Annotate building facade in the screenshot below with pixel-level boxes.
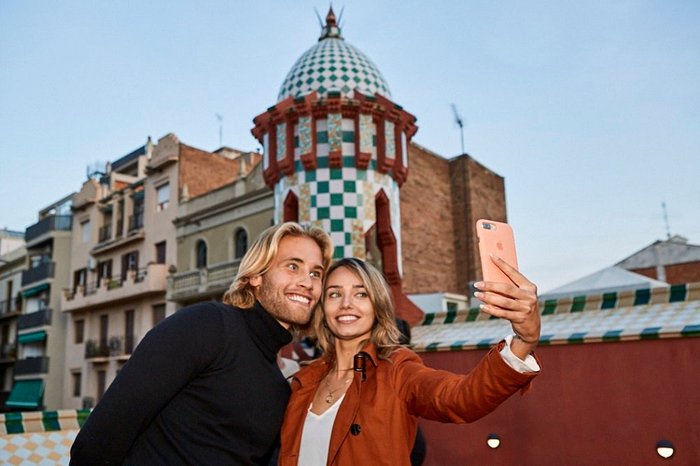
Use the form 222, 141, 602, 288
7, 196, 74, 411
0, 238, 25, 409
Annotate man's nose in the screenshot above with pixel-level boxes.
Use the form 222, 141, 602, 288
298, 270, 313, 288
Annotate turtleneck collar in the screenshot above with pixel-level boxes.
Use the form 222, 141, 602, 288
243, 301, 292, 363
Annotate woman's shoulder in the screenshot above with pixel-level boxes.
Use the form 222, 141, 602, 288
387, 346, 423, 364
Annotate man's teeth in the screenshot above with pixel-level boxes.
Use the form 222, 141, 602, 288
288, 294, 310, 304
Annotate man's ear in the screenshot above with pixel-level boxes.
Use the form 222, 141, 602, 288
249, 275, 262, 288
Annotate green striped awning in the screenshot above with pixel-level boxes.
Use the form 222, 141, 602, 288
18, 330, 47, 344
5, 379, 44, 409
22, 283, 49, 298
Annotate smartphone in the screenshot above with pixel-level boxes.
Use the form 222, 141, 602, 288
476, 219, 519, 285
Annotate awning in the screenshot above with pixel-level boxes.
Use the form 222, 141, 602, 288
22, 283, 49, 298
5, 379, 45, 409
18, 330, 47, 344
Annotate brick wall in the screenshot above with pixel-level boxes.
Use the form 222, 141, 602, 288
400, 144, 459, 295
178, 145, 240, 200
400, 144, 506, 296
631, 261, 700, 285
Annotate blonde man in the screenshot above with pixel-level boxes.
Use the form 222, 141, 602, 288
71, 222, 333, 465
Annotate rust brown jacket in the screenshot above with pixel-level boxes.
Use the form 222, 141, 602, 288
279, 340, 539, 466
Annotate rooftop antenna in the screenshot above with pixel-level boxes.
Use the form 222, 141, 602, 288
337, 6, 344, 27
451, 103, 465, 155
314, 8, 324, 28
661, 201, 672, 239
215, 113, 223, 147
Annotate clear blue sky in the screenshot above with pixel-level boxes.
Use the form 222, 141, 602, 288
1, 1, 699, 292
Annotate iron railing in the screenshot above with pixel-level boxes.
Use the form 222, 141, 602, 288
25, 215, 72, 242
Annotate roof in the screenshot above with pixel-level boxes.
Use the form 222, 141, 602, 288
542, 266, 668, 299
411, 283, 700, 352
111, 144, 146, 172
616, 235, 700, 268
277, 8, 391, 101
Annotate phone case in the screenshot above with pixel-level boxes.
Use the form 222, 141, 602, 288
476, 219, 518, 285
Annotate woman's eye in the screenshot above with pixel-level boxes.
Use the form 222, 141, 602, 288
327, 291, 340, 298
356, 292, 368, 298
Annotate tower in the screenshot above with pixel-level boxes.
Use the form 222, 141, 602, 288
251, 9, 422, 322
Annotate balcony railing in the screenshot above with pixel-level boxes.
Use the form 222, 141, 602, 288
128, 212, 144, 232
14, 356, 50, 375
0, 299, 21, 317
98, 223, 112, 243
17, 308, 52, 330
168, 259, 241, 301
62, 264, 168, 312
85, 335, 135, 359
25, 215, 72, 243
21, 261, 55, 286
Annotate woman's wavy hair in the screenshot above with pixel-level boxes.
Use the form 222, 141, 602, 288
222, 222, 333, 308
314, 258, 403, 361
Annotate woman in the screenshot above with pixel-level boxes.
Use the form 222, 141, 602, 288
279, 257, 541, 465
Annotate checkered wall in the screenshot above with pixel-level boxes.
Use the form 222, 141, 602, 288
274, 116, 403, 262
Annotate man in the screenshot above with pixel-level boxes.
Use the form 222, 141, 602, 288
70, 222, 333, 465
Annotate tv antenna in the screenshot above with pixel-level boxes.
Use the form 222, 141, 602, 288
215, 113, 223, 147
451, 104, 465, 155
661, 201, 672, 239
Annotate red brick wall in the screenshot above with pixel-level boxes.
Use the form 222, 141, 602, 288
178, 145, 239, 199
664, 261, 700, 284
400, 144, 507, 296
629, 266, 658, 280
400, 144, 459, 294
450, 156, 506, 294
418, 338, 700, 465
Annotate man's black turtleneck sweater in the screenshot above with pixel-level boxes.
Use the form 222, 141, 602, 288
70, 301, 292, 465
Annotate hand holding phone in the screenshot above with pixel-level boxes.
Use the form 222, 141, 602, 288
476, 219, 518, 285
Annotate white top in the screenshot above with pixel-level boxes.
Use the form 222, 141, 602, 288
298, 394, 345, 466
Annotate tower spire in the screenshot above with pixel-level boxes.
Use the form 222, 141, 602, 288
319, 6, 343, 41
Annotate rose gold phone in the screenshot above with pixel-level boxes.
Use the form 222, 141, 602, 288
476, 219, 519, 285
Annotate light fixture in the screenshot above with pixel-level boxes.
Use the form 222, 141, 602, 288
487, 433, 500, 449
656, 440, 674, 459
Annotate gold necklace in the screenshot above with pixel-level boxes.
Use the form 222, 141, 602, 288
324, 373, 352, 404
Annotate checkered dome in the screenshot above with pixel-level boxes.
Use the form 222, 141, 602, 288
278, 37, 391, 101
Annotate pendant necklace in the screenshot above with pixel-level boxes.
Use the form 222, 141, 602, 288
324, 373, 352, 404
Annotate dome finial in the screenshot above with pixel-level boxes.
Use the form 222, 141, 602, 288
319, 5, 343, 41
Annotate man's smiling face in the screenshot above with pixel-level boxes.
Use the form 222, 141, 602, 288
250, 235, 324, 328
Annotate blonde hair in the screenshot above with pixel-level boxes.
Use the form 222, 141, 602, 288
222, 222, 333, 308
314, 258, 403, 360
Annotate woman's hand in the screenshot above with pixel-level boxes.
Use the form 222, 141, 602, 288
474, 255, 540, 360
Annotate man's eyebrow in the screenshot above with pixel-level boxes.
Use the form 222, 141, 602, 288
284, 257, 324, 270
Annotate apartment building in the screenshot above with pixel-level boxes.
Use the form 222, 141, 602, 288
0, 231, 26, 410
60, 133, 257, 409
8, 196, 74, 411
168, 151, 270, 306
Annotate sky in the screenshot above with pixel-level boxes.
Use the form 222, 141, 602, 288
1, 1, 699, 293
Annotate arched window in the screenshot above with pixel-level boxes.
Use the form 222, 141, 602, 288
235, 229, 248, 259
196, 240, 207, 269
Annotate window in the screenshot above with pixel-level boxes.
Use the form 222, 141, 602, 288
155, 241, 166, 264
156, 183, 170, 211
72, 372, 82, 398
97, 370, 106, 401
74, 319, 84, 344
81, 220, 91, 243
121, 251, 139, 281
99, 314, 109, 348
152, 304, 166, 326
125, 310, 135, 354
196, 240, 207, 269
234, 229, 248, 259
97, 260, 112, 286
73, 268, 87, 294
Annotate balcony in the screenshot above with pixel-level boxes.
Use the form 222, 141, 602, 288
98, 223, 112, 243
21, 262, 55, 286
62, 263, 168, 312
168, 259, 241, 302
85, 335, 135, 360
128, 212, 144, 233
14, 356, 50, 375
17, 308, 52, 330
0, 299, 21, 319
25, 215, 72, 244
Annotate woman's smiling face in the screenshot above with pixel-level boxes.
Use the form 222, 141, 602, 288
323, 266, 376, 343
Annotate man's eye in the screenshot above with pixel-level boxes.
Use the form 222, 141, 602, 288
287, 263, 298, 271
310, 271, 322, 279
